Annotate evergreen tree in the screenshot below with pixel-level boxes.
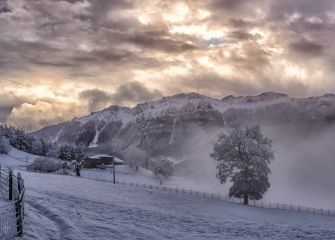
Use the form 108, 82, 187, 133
0, 136, 11, 154
58, 145, 84, 161
211, 125, 274, 205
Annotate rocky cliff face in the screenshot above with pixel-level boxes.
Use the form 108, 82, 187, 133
33, 92, 335, 160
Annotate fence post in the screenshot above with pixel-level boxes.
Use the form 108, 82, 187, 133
8, 168, 13, 200
16, 172, 24, 236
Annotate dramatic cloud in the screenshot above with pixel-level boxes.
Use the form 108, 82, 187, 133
111, 81, 163, 105
79, 89, 113, 112
79, 82, 162, 113
7, 101, 85, 131
1, 0, 335, 130
289, 40, 324, 57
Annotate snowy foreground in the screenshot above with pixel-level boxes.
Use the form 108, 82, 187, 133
17, 171, 335, 240
0, 150, 334, 239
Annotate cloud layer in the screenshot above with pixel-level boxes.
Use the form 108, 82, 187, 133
1, 0, 335, 130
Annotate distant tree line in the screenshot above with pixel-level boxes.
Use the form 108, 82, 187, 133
0, 124, 49, 156
58, 145, 85, 162
0, 124, 85, 162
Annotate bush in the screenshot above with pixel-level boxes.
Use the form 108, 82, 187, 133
0, 136, 11, 154
29, 157, 62, 172
153, 159, 174, 178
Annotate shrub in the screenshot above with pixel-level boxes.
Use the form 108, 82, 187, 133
30, 157, 62, 172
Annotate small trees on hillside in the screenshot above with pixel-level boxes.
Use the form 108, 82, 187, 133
10, 129, 33, 153
58, 145, 84, 161
153, 159, 174, 185
0, 124, 51, 156
211, 125, 274, 205
0, 136, 11, 154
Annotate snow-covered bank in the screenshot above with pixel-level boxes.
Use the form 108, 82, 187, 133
20, 171, 335, 240
0, 148, 37, 167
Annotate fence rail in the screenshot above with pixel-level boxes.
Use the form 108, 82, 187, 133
109, 180, 335, 217
0, 166, 25, 238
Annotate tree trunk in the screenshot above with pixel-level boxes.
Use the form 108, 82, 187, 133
243, 194, 248, 205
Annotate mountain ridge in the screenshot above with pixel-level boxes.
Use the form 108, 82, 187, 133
33, 91, 335, 149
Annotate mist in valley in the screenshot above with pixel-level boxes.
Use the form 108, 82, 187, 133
174, 124, 335, 209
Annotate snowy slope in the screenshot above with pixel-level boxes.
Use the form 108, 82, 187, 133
19, 171, 335, 240
0, 149, 332, 239
0, 148, 37, 167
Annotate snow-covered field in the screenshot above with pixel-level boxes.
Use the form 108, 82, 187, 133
0, 150, 334, 239
19, 171, 335, 240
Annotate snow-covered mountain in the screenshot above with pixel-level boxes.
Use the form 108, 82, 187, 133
34, 91, 335, 157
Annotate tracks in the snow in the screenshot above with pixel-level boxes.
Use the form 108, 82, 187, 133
26, 199, 77, 240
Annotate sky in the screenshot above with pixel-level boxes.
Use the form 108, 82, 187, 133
1, 0, 335, 131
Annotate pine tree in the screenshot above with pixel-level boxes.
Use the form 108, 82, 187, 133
211, 125, 274, 205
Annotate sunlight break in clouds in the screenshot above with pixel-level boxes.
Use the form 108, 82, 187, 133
0, 0, 335, 130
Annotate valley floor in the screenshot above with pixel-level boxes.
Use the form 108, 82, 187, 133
19, 171, 335, 240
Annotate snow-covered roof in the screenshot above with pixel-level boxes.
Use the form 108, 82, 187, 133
88, 154, 124, 163
89, 154, 113, 159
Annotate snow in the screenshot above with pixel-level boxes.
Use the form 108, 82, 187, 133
88, 154, 124, 163
77, 107, 134, 127
0, 148, 37, 167
88, 123, 107, 148
19, 170, 335, 240
72, 93, 291, 130
51, 125, 65, 144
168, 117, 177, 145
0, 149, 334, 239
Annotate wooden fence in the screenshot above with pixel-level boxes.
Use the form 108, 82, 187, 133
0, 166, 25, 238
110, 180, 335, 217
